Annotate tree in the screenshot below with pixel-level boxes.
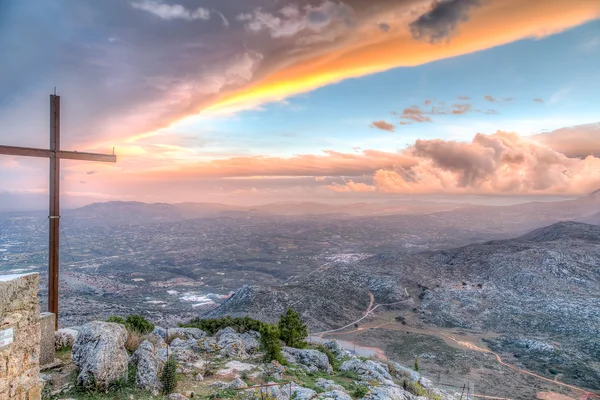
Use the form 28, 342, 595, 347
414, 357, 419, 372
278, 308, 308, 349
259, 324, 285, 363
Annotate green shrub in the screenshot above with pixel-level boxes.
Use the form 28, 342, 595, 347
414, 357, 419, 372
106, 315, 126, 325
160, 355, 178, 395
125, 314, 155, 335
278, 308, 308, 349
259, 324, 285, 364
351, 384, 369, 398
183, 316, 266, 335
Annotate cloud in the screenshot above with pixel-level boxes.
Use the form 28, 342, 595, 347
86, 171, 98, 175
457, 96, 471, 100
2, 0, 599, 156
484, 95, 495, 102
371, 120, 395, 132
393, 101, 478, 122
378, 22, 391, 32
328, 131, 600, 195
410, 0, 482, 43
131, 0, 211, 21
533, 98, 544, 103
237, 1, 354, 38
531, 123, 600, 158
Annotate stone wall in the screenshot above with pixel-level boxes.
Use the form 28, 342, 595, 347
0, 273, 42, 400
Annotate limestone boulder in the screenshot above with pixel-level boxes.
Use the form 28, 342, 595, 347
55, 328, 78, 350
283, 347, 332, 373
72, 321, 128, 389
216, 327, 246, 358
363, 386, 414, 400
320, 390, 352, 400
339, 359, 394, 386
129, 340, 165, 391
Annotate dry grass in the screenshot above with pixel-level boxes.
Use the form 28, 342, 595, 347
125, 330, 143, 353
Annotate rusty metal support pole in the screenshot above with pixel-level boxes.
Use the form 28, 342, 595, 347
49, 94, 60, 330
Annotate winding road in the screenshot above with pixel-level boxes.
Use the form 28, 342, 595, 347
313, 292, 599, 400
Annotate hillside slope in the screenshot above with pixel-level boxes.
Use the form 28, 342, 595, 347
206, 221, 600, 389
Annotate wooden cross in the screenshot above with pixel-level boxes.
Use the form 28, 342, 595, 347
0, 94, 117, 329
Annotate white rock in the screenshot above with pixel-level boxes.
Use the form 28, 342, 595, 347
283, 347, 332, 373
55, 328, 79, 350
72, 321, 128, 389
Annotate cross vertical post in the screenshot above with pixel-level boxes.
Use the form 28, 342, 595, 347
49, 95, 60, 329
0, 93, 117, 330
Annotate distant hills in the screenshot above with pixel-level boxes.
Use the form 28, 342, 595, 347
206, 221, 600, 389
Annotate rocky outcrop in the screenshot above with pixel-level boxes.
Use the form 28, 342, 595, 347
322, 339, 345, 358
72, 321, 128, 389
168, 327, 206, 340
282, 347, 332, 373
216, 327, 247, 358
320, 389, 352, 399
55, 328, 79, 351
264, 360, 286, 380
340, 358, 394, 386
363, 386, 414, 400
129, 340, 165, 391
169, 338, 204, 370
315, 378, 345, 392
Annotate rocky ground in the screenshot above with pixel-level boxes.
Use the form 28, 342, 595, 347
206, 222, 600, 392
42, 321, 465, 400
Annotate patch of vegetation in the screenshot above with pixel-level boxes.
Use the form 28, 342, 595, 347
278, 307, 308, 349
125, 314, 155, 335
209, 388, 238, 398
160, 355, 178, 395
260, 324, 286, 364
351, 384, 369, 398
183, 316, 267, 335
106, 315, 126, 325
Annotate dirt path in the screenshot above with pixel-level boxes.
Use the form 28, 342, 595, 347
326, 317, 598, 398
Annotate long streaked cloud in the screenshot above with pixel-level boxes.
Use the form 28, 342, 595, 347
2, 0, 598, 152
132, 0, 211, 21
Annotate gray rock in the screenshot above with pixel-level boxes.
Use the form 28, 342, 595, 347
290, 383, 318, 399
153, 326, 167, 340
168, 394, 187, 400
283, 347, 332, 373
389, 362, 421, 382
320, 390, 352, 400
228, 378, 248, 389
240, 331, 261, 353
216, 327, 246, 358
55, 328, 78, 350
315, 378, 345, 392
195, 373, 204, 381
264, 360, 286, 380
130, 340, 164, 391
340, 359, 394, 386
322, 339, 344, 357
168, 327, 206, 340
72, 321, 129, 389
169, 337, 204, 368
363, 386, 413, 400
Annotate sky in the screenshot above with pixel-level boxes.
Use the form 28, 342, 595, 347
1, 0, 599, 208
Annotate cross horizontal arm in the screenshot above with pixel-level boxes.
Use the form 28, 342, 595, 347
0, 145, 116, 162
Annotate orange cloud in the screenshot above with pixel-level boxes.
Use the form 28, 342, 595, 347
531, 123, 600, 158
371, 120, 395, 132
205, 0, 600, 115
325, 131, 600, 195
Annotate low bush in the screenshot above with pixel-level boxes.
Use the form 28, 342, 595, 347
125, 315, 155, 335
183, 315, 266, 335
106, 315, 126, 325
